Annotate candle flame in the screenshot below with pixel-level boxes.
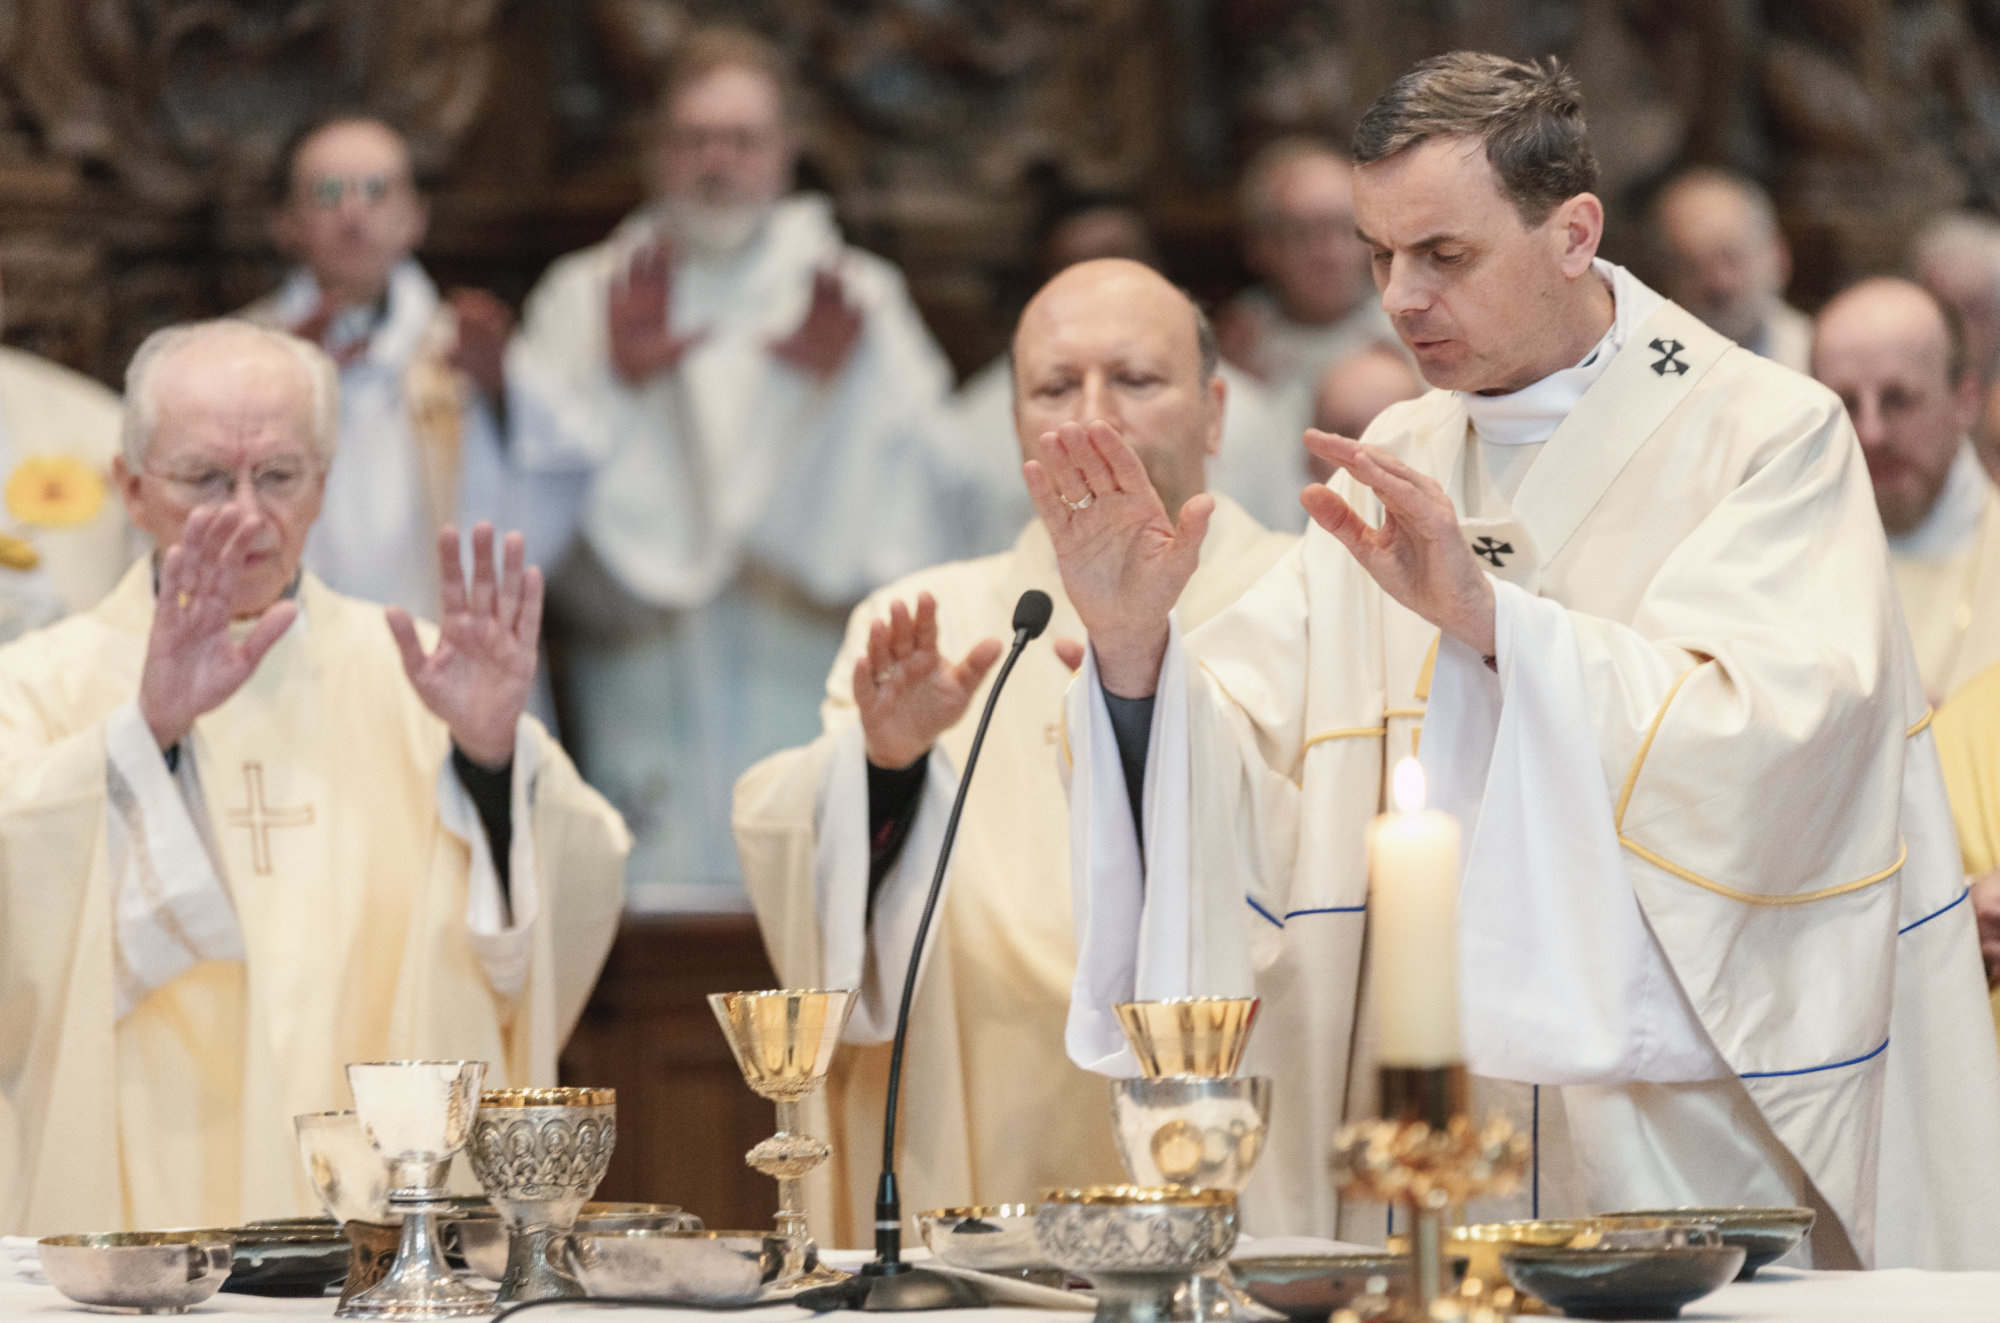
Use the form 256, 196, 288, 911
1392, 758, 1426, 813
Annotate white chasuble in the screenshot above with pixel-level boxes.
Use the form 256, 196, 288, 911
1061, 275, 2000, 1267
733, 498, 1293, 1248
513, 195, 964, 890
0, 563, 629, 1235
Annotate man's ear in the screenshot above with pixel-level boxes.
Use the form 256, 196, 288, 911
111, 455, 151, 536
1555, 192, 1604, 279
1204, 371, 1226, 458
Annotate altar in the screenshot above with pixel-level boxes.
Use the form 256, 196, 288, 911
3, 1251, 1997, 1323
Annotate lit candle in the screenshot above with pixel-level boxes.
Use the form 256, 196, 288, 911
1368, 758, 1463, 1066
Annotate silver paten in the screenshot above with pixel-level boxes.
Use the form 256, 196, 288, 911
39, 1233, 234, 1315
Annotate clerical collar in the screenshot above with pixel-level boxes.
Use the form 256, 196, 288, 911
1888, 441, 1989, 560
1460, 260, 1666, 447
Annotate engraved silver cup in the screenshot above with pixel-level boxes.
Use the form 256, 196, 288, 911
342, 1060, 491, 1319
466, 1088, 617, 1304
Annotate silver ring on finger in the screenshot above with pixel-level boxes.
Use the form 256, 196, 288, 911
1061, 491, 1096, 512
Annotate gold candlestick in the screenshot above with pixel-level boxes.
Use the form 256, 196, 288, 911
708, 989, 856, 1289
1332, 1065, 1529, 1320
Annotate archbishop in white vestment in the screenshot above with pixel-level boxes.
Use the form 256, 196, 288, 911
513, 34, 962, 893
0, 321, 627, 1236
1039, 55, 2000, 1269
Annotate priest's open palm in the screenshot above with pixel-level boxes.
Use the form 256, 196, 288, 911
854, 593, 1003, 770
140, 505, 301, 749
1302, 429, 1497, 657
1024, 420, 1211, 697
388, 523, 541, 769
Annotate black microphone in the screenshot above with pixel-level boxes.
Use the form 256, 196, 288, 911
804, 590, 1052, 1312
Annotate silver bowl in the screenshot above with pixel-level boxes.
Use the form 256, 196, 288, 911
570, 1229, 797, 1305
915, 1205, 1059, 1276
1606, 1206, 1815, 1279
1228, 1253, 1470, 1321
1112, 1077, 1271, 1192
1501, 1243, 1746, 1320
40, 1232, 234, 1314
1037, 1187, 1238, 1323
451, 1204, 699, 1282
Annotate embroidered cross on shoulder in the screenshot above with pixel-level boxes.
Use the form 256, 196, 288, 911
1649, 338, 1689, 376
1471, 536, 1514, 567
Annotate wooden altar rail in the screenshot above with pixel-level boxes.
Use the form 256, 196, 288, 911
558, 912, 780, 1230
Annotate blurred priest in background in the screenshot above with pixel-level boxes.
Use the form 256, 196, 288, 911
734, 258, 1293, 1243
1039, 53, 2000, 1265
246, 117, 531, 622
509, 26, 962, 896
0, 320, 626, 1235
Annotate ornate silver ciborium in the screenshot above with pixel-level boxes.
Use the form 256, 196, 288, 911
708, 988, 855, 1289
1036, 1187, 1239, 1323
1110, 1077, 1274, 1321
342, 1060, 491, 1319
465, 1087, 617, 1304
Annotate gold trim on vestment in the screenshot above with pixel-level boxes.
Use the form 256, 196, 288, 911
1415, 635, 1440, 701
1613, 662, 1709, 830
1620, 835, 1907, 907
1907, 707, 1934, 738
1303, 727, 1386, 750
1385, 706, 1426, 720
1060, 705, 1071, 768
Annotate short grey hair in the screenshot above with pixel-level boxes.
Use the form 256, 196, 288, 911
122, 319, 340, 468
1353, 52, 1596, 227
1238, 136, 1349, 230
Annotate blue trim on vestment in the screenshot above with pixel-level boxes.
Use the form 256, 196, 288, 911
1899, 887, 1970, 935
1739, 1037, 1889, 1079
1244, 897, 1366, 928
1531, 1085, 1541, 1219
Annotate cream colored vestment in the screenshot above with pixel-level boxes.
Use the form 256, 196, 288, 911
1886, 443, 2000, 704
733, 499, 1292, 1248
0, 345, 134, 634
1063, 279, 2000, 1266
0, 564, 629, 1235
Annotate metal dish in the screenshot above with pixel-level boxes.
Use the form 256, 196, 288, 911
1500, 1243, 1746, 1320
201, 1223, 352, 1297
1228, 1253, 1470, 1321
39, 1232, 235, 1314
915, 1205, 1056, 1275
449, 1202, 696, 1282
569, 1229, 797, 1305
1606, 1206, 1815, 1279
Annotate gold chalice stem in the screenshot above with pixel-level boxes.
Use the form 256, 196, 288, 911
746, 1098, 844, 1287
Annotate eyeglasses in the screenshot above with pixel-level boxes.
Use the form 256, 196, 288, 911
304, 173, 406, 208
144, 456, 322, 506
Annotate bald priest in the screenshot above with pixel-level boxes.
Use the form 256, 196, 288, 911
1038, 54, 2000, 1267
0, 320, 628, 1236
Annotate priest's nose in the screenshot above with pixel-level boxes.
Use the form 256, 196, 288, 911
1078, 372, 1122, 431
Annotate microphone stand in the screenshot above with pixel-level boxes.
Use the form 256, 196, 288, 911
799, 591, 1051, 1312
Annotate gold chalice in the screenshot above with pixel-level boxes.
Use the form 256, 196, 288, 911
1114, 998, 1260, 1078
708, 989, 856, 1289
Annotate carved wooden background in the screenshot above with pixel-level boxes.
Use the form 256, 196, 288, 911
4, 0, 2000, 386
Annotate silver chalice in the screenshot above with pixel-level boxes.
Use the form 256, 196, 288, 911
1037, 1186, 1239, 1323
465, 1087, 617, 1304
342, 1060, 491, 1319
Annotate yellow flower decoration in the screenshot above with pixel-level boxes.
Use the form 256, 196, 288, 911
6, 454, 105, 529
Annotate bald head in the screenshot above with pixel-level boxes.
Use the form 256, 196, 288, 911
1653, 169, 1789, 346
1814, 277, 1977, 536
1914, 212, 2000, 384
1011, 259, 1223, 518
1309, 346, 1423, 483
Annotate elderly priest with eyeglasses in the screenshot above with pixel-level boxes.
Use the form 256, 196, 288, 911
0, 319, 628, 1236
1041, 53, 2000, 1269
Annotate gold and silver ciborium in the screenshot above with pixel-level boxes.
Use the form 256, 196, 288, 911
708, 988, 856, 1289
1114, 997, 1261, 1079
342, 1060, 491, 1319
465, 1087, 617, 1305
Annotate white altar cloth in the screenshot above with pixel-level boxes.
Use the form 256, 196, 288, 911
3, 1247, 1996, 1321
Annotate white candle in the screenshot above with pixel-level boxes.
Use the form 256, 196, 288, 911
1368, 758, 1463, 1066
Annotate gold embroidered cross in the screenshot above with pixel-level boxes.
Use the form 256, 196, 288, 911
227, 762, 314, 875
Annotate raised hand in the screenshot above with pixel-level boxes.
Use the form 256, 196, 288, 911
388, 523, 542, 769
1302, 428, 1495, 656
1973, 870, 2000, 985
1023, 420, 1212, 697
770, 268, 863, 378
854, 593, 1004, 769
139, 505, 300, 749
608, 239, 704, 384
446, 287, 514, 401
